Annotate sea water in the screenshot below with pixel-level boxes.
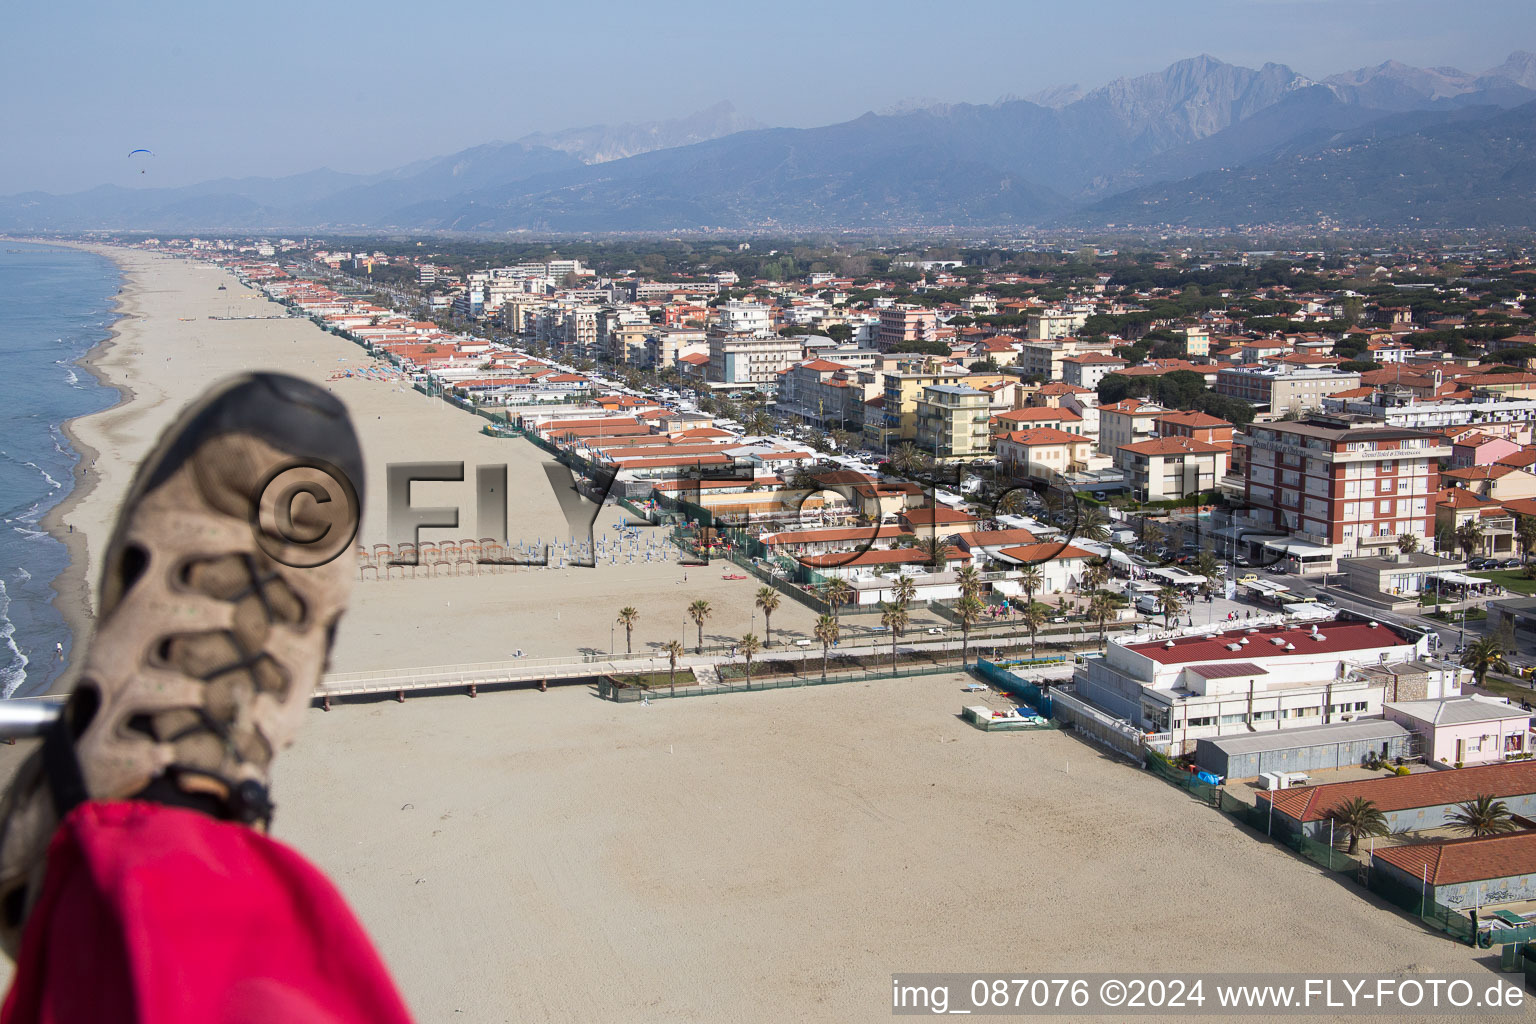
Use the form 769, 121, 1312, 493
0, 242, 121, 697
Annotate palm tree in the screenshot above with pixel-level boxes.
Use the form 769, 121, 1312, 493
1156, 585, 1183, 629
1088, 592, 1118, 647
889, 442, 928, 478
997, 488, 1031, 516
688, 599, 712, 654
813, 614, 839, 682
738, 633, 762, 688
1396, 532, 1419, 557
616, 607, 639, 655
955, 565, 983, 601
1075, 505, 1110, 544
915, 535, 948, 570
1519, 515, 1536, 565
1018, 566, 1044, 608
1447, 794, 1518, 836
893, 574, 917, 608
1327, 797, 1388, 854
1461, 634, 1510, 688
1022, 602, 1047, 660
823, 577, 853, 624
954, 595, 985, 667
1082, 558, 1110, 595
755, 586, 781, 647
880, 600, 909, 673
1142, 520, 1165, 551
1456, 518, 1483, 561
1195, 551, 1222, 590
663, 639, 684, 690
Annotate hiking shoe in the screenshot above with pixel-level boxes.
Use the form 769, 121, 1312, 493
0, 372, 363, 956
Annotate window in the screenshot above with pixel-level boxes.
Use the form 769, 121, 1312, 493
1252, 710, 1276, 721
1354, 701, 1369, 712
1219, 713, 1247, 725
1293, 707, 1320, 718
1187, 716, 1216, 728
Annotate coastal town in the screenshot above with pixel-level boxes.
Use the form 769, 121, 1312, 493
58, 231, 1536, 998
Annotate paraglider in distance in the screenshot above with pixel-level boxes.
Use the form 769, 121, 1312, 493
128, 149, 153, 174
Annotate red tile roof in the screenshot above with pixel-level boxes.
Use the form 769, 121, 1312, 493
762, 525, 907, 545
1498, 450, 1536, 470
798, 547, 969, 568
1155, 410, 1232, 429
1437, 488, 1498, 510
901, 505, 976, 526
998, 427, 1089, 446
1443, 465, 1518, 482
1266, 761, 1536, 823
995, 407, 1083, 424
996, 542, 1094, 562
958, 528, 1040, 548
1125, 620, 1411, 666
1118, 437, 1228, 457
1374, 830, 1536, 887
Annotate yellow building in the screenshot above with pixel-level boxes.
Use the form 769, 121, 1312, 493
915, 385, 992, 462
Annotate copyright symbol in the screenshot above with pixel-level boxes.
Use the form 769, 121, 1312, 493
250, 458, 361, 569
1099, 980, 1126, 1007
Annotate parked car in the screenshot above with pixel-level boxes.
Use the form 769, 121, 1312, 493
1500, 558, 1522, 569
1468, 558, 1493, 571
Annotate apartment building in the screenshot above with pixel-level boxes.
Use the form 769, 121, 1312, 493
716, 300, 774, 335
865, 365, 968, 448
1060, 352, 1127, 391
708, 332, 802, 386
1114, 436, 1230, 502
1155, 410, 1234, 450
996, 428, 1096, 481
1242, 415, 1449, 564
1215, 365, 1361, 413
776, 360, 875, 430
1323, 390, 1536, 437
915, 385, 992, 462
645, 327, 708, 370
1016, 337, 1115, 382
1024, 309, 1088, 340
876, 305, 939, 351
1097, 399, 1168, 456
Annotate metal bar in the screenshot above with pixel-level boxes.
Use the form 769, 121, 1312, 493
0, 700, 64, 740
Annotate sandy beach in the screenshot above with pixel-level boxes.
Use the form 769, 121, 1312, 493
2, 247, 1497, 1022
45, 249, 836, 673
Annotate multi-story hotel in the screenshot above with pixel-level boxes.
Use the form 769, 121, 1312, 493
1241, 414, 1449, 564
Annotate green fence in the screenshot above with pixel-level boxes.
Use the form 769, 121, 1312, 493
973, 659, 1053, 718
599, 658, 961, 702
1144, 750, 1535, 958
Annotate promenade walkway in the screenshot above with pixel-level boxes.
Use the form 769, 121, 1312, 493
313, 628, 1100, 706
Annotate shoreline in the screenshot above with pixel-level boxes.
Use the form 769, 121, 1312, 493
30, 242, 134, 695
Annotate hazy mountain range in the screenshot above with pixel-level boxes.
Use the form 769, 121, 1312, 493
6, 53, 1536, 234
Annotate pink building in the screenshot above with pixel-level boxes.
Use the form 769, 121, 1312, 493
1449, 432, 1522, 469
1384, 697, 1534, 766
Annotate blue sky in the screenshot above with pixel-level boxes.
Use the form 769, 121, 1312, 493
3, 0, 1533, 194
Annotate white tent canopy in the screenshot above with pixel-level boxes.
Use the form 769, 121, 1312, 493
1428, 571, 1488, 587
